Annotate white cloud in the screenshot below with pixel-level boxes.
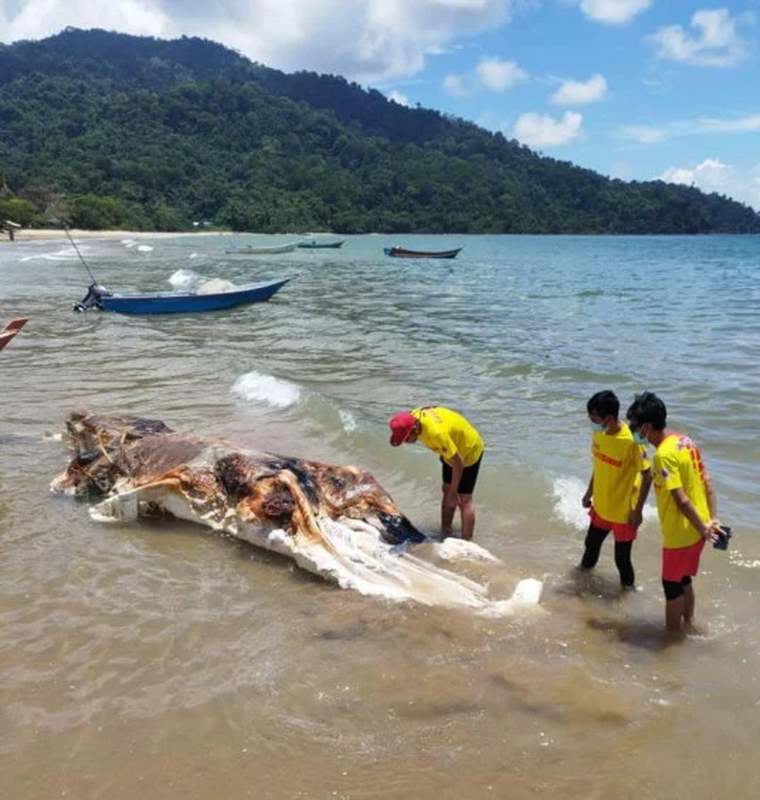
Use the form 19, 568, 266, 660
443, 72, 470, 96
387, 90, 410, 106
0, 0, 172, 41
514, 111, 584, 147
618, 124, 666, 143
0, 0, 514, 82
444, 55, 528, 95
475, 56, 528, 91
619, 113, 760, 143
659, 158, 760, 210
580, 0, 652, 25
648, 8, 750, 67
550, 73, 608, 105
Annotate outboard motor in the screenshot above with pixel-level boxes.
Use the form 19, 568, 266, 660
74, 283, 111, 312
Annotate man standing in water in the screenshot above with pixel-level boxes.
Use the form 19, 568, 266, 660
580, 390, 652, 590
626, 392, 720, 633
389, 407, 484, 541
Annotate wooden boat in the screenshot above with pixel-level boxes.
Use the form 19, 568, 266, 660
0, 317, 28, 351
225, 241, 297, 255
74, 278, 292, 315
384, 246, 462, 259
297, 239, 345, 249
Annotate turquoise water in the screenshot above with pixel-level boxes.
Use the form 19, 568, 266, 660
2, 232, 760, 798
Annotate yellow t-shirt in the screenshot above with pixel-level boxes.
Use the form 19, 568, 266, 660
653, 433, 710, 549
591, 423, 650, 525
411, 407, 484, 467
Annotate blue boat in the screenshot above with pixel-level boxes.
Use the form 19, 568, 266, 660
74, 278, 292, 315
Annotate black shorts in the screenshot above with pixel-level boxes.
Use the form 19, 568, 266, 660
441, 453, 483, 495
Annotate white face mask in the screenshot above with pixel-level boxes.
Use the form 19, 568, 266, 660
633, 431, 648, 446
590, 422, 605, 433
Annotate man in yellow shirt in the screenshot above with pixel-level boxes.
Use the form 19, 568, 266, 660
389, 407, 484, 540
626, 392, 721, 633
580, 390, 652, 589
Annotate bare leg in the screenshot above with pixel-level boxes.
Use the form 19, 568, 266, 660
683, 583, 695, 626
665, 597, 685, 632
441, 483, 457, 536
458, 493, 475, 541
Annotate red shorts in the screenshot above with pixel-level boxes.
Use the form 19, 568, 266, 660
589, 507, 637, 543
662, 539, 705, 582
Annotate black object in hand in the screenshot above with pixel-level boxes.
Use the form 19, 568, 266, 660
713, 525, 732, 551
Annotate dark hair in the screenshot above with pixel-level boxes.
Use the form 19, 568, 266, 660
587, 390, 619, 419
626, 391, 667, 431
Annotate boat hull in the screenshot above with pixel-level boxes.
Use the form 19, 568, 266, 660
384, 247, 462, 259
225, 242, 297, 254
297, 240, 345, 249
97, 278, 291, 315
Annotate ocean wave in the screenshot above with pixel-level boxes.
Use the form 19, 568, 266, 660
552, 476, 589, 530
20, 247, 79, 262
339, 409, 357, 433
552, 475, 658, 531
168, 268, 197, 289
231, 371, 301, 409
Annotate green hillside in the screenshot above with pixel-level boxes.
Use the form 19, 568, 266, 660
1, 28, 758, 234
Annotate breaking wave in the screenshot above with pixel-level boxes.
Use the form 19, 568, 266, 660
168, 268, 197, 289
231, 371, 302, 409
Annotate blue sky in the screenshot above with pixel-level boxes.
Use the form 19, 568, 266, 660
2, 1, 758, 208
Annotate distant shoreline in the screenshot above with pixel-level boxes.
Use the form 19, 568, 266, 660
0, 229, 231, 244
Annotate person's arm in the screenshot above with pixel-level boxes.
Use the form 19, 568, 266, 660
629, 468, 652, 528
447, 453, 465, 496
703, 470, 717, 520
671, 487, 716, 541
582, 476, 593, 508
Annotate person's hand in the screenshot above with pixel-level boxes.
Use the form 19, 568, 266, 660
628, 509, 643, 529
582, 492, 592, 509
444, 487, 458, 506
701, 519, 720, 542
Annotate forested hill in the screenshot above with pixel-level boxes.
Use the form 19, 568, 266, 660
1, 28, 758, 234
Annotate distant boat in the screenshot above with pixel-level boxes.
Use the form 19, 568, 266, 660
74, 278, 292, 315
225, 242, 298, 255
0, 317, 28, 351
384, 247, 462, 259
297, 239, 345, 249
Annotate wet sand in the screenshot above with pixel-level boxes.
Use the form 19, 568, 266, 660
0, 229, 227, 243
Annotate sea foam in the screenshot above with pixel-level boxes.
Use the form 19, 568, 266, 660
553, 475, 659, 531
552, 476, 590, 531
168, 268, 197, 289
231, 371, 301, 409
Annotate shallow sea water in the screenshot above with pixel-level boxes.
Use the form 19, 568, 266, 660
1, 233, 759, 798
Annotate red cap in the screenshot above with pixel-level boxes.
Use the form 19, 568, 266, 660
389, 411, 417, 446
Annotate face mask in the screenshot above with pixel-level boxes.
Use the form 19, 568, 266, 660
633, 431, 647, 445
590, 422, 605, 433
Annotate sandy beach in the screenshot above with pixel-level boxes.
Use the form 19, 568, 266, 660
0, 228, 228, 243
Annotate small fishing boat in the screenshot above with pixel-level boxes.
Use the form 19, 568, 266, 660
384, 246, 462, 259
297, 239, 345, 249
0, 317, 28, 351
225, 242, 298, 255
74, 278, 292, 315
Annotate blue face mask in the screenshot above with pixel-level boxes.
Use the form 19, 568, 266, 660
633, 431, 647, 445
590, 422, 605, 433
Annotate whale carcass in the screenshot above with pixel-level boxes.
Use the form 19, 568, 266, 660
51, 412, 541, 612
